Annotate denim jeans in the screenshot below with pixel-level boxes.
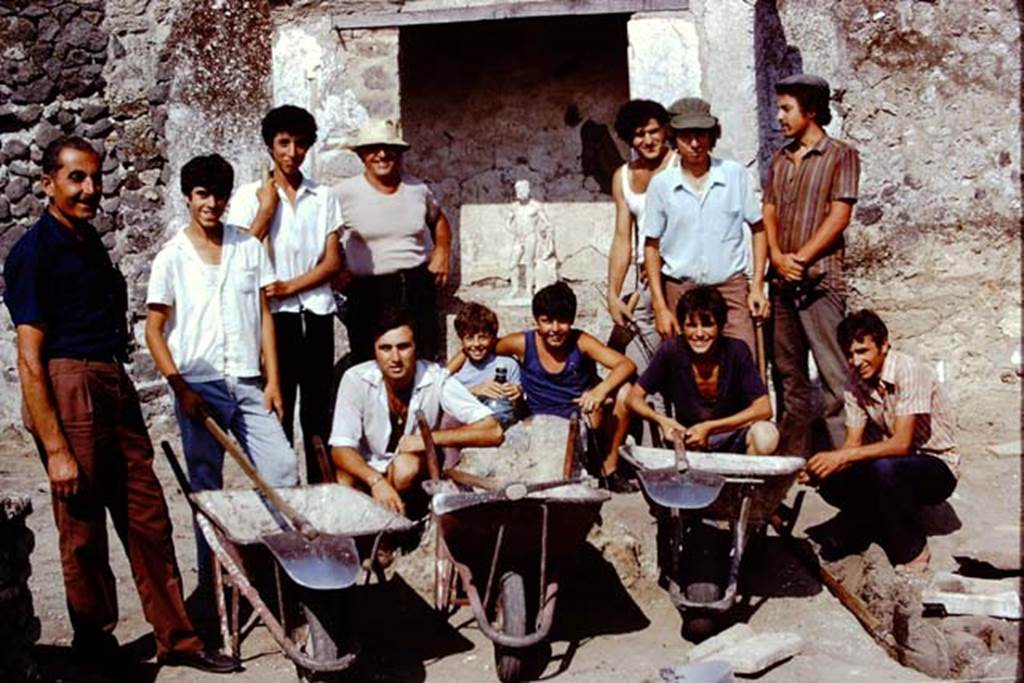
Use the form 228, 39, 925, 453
174, 376, 298, 586
819, 455, 957, 565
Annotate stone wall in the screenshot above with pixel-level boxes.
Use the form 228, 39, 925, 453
0, 496, 39, 682
757, 0, 1021, 445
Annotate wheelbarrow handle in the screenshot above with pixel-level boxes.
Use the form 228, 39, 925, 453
160, 440, 196, 500
416, 410, 442, 482
203, 416, 320, 541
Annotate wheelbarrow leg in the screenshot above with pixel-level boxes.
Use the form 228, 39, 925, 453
213, 556, 234, 657
231, 583, 241, 657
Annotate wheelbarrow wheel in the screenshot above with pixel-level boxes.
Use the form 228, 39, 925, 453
493, 571, 527, 683
681, 582, 721, 642
297, 590, 355, 681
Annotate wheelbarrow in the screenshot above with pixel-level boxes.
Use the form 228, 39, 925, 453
620, 444, 804, 639
161, 440, 415, 680
421, 413, 610, 682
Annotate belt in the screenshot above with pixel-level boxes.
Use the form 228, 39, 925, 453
50, 352, 123, 364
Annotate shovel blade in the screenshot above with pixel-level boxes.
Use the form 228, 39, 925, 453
261, 532, 361, 590
638, 468, 725, 510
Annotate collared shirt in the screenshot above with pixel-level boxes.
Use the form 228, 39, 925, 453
146, 225, 276, 382
844, 350, 960, 477
225, 178, 342, 315
638, 335, 766, 426
763, 135, 860, 293
335, 173, 441, 277
4, 211, 128, 360
643, 157, 762, 284
329, 359, 493, 472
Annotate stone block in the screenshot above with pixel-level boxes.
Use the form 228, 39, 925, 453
922, 572, 1022, 620
627, 14, 701, 106
5, 176, 29, 203
698, 632, 803, 676
2, 139, 29, 160
686, 623, 755, 662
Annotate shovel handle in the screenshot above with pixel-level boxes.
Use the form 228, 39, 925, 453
563, 412, 580, 478
160, 441, 195, 499
203, 416, 319, 541
755, 323, 767, 385
416, 410, 443, 482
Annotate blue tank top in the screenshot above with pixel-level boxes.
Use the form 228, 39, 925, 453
521, 329, 598, 419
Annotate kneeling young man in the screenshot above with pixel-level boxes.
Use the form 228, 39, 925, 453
146, 154, 298, 591
804, 310, 959, 572
627, 286, 778, 454
330, 308, 503, 514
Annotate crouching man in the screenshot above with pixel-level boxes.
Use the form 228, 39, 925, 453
146, 154, 298, 593
627, 286, 778, 454
804, 310, 959, 572
329, 307, 503, 514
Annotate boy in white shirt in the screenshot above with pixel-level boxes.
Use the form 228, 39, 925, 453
146, 154, 298, 590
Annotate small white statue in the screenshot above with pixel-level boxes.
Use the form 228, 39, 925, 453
504, 179, 557, 301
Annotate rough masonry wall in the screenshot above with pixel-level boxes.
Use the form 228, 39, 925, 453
760, 0, 1021, 445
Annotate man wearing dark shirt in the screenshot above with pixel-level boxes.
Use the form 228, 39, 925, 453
627, 286, 778, 454
4, 137, 237, 674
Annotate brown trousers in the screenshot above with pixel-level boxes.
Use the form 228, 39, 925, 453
26, 359, 202, 657
664, 274, 757, 357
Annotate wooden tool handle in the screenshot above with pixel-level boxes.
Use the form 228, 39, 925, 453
204, 416, 318, 540
755, 324, 768, 385
416, 410, 442, 482
563, 412, 580, 478
445, 468, 498, 491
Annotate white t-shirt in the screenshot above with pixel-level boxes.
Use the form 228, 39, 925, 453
335, 173, 442, 277
329, 359, 493, 472
225, 177, 342, 315
146, 225, 276, 382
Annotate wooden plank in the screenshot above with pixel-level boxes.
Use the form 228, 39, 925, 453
332, 0, 689, 30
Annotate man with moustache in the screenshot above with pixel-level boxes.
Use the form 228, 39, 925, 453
643, 97, 768, 358
606, 99, 674, 371
146, 154, 298, 599
329, 307, 502, 514
763, 74, 860, 455
4, 137, 238, 674
226, 105, 344, 483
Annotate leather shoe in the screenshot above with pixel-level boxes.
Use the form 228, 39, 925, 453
158, 648, 241, 674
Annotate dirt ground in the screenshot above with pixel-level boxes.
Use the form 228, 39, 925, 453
3, 420, 1020, 682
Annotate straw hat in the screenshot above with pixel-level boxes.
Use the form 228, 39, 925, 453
347, 118, 410, 150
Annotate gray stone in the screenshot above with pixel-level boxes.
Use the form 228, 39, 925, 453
9, 194, 36, 219
80, 103, 109, 123
687, 624, 755, 662
922, 572, 1022, 619
55, 110, 75, 128
0, 196, 9, 221
146, 83, 170, 106
34, 121, 62, 149
11, 76, 55, 105
83, 118, 113, 139
8, 161, 33, 177
37, 15, 59, 42
29, 144, 42, 163
5, 176, 30, 203
100, 196, 120, 214
2, 139, 29, 160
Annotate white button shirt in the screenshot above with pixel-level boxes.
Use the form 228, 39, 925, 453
329, 360, 494, 472
146, 225, 276, 382
643, 157, 762, 284
225, 178, 343, 315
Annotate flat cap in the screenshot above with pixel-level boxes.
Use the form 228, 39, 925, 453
776, 73, 830, 95
667, 97, 718, 130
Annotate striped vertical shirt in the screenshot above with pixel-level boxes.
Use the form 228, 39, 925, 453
763, 135, 860, 292
844, 350, 961, 477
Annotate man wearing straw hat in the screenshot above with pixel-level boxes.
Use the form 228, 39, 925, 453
642, 97, 769, 359
226, 105, 344, 484
335, 118, 453, 364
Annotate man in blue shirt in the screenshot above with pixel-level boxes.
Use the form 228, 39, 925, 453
643, 98, 768, 358
4, 137, 237, 675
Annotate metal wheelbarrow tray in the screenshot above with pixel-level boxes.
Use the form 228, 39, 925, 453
192, 483, 415, 676
429, 481, 609, 682
619, 445, 804, 635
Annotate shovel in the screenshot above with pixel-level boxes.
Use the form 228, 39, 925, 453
637, 433, 725, 510
430, 468, 584, 515
199, 416, 361, 590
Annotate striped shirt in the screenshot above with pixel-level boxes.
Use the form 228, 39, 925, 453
763, 135, 859, 292
844, 350, 960, 477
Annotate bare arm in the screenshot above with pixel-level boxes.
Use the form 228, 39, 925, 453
644, 237, 679, 337
259, 290, 284, 419
145, 304, 209, 421
697, 394, 773, 436
427, 211, 452, 287
494, 332, 527, 362
748, 220, 770, 319
806, 417, 916, 481
794, 200, 854, 266
15, 324, 78, 498
265, 232, 342, 299
606, 167, 634, 325
247, 176, 280, 241
626, 383, 685, 437
576, 332, 635, 406
425, 415, 503, 449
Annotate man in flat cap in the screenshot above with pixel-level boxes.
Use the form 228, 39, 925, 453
763, 74, 860, 456
643, 97, 768, 358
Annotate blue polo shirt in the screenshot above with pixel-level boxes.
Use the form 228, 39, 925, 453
638, 336, 766, 426
642, 157, 762, 284
4, 211, 129, 360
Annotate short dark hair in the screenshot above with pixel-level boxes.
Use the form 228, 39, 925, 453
676, 285, 727, 330
532, 281, 577, 322
775, 83, 832, 126
371, 306, 417, 345
613, 99, 669, 143
180, 154, 234, 198
669, 124, 722, 151
837, 309, 889, 352
454, 302, 499, 338
42, 136, 99, 175
261, 105, 318, 147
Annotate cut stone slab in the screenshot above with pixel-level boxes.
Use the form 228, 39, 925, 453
659, 659, 734, 683
686, 624, 754, 663
922, 572, 1021, 620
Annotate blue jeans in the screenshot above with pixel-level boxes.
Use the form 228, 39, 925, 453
174, 376, 298, 587
819, 455, 957, 565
